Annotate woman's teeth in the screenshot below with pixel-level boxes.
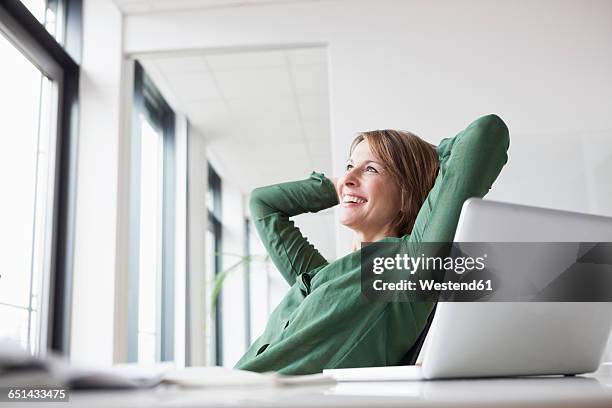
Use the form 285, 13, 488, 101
343, 195, 367, 204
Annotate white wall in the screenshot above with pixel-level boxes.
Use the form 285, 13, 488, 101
293, 209, 336, 261
123, 0, 612, 256
186, 124, 208, 366
219, 179, 248, 367
71, 0, 123, 365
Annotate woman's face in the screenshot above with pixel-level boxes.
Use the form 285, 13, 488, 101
336, 140, 402, 236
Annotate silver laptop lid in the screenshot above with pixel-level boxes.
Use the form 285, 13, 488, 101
420, 198, 612, 379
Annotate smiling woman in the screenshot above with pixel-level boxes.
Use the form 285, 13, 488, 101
235, 114, 510, 374
338, 129, 439, 251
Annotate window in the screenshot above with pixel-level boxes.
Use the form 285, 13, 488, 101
19, 0, 63, 42
136, 115, 163, 363
206, 164, 223, 365
0, 0, 80, 355
0, 27, 57, 355
128, 62, 176, 363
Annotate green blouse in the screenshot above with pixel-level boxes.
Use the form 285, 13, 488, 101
234, 114, 510, 375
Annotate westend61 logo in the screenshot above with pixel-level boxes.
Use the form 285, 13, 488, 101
361, 242, 612, 302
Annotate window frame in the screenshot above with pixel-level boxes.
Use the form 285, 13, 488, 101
0, 0, 81, 355
207, 164, 223, 365
127, 61, 176, 363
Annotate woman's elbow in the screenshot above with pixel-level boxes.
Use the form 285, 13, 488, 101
249, 187, 265, 217
477, 114, 510, 153
249, 186, 278, 218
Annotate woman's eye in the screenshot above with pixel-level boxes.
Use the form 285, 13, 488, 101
366, 166, 378, 173
345, 164, 353, 171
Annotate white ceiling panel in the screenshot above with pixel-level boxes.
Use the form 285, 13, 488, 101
154, 55, 208, 74
149, 0, 245, 11
226, 140, 308, 159
227, 97, 299, 121
287, 48, 328, 66
206, 51, 286, 71
214, 67, 293, 98
291, 64, 328, 95
249, 169, 309, 188
167, 72, 221, 101
184, 100, 229, 122
223, 118, 303, 141
115, 0, 339, 15
115, 1, 153, 13
140, 47, 330, 194
302, 119, 331, 140
297, 94, 329, 120
259, 157, 314, 175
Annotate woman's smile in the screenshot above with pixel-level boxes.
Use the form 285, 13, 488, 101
341, 193, 368, 207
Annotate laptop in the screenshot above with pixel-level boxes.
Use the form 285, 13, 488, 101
324, 198, 612, 381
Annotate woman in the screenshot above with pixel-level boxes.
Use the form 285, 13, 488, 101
234, 114, 510, 375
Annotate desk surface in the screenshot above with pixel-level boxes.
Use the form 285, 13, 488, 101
50, 371, 612, 408
58, 374, 612, 407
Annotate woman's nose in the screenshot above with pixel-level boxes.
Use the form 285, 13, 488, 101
343, 169, 359, 186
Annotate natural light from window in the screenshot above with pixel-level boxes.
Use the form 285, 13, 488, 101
0, 31, 57, 355
19, 0, 63, 42
137, 114, 163, 363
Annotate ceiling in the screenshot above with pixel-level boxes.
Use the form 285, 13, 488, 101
113, 0, 332, 14
139, 47, 332, 194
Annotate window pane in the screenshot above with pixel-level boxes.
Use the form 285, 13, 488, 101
130, 64, 176, 364
20, 0, 46, 23
137, 114, 163, 363
0, 32, 56, 354
138, 333, 156, 364
19, 0, 64, 43
0, 305, 29, 349
206, 186, 214, 213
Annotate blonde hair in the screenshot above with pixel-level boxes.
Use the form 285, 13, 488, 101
350, 130, 439, 236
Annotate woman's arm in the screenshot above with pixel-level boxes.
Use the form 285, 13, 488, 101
408, 114, 510, 243
249, 172, 339, 286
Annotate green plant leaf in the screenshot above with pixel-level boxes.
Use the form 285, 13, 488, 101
208, 253, 271, 315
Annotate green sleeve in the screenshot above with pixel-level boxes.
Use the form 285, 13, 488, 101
249, 172, 339, 286
408, 114, 510, 243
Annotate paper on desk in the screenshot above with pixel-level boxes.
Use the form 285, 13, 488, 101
274, 372, 335, 386
1, 340, 334, 390
161, 366, 270, 387
62, 363, 171, 389
161, 366, 335, 388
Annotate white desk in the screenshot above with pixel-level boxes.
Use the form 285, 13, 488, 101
33, 372, 612, 408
